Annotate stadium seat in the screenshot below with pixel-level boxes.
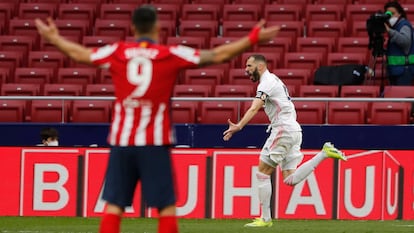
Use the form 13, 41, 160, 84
18, 3, 57, 19
54, 19, 91, 40
316, 0, 352, 3
228, 68, 252, 85
153, 3, 180, 21
270, 21, 304, 43
183, 68, 223, 86
284, 52, 323, 70
368, 102, 410, 125
9, 19, 39, 39
273, 68, 311, 94
179, 20, 218, 44
98, 69, 113, 84
383, 86, 414, 98
326, 52, 367, 66
0, 100, 26, 122
345, 4, 382, 23
71, 100, 112, 123
93, 19, 131, 39
181, 4, 219, 21
222, 21, 257, 37
294, 101, 326, 124
337, 37, 370, 53
222, 4, 261, 21
40, 35, 79, 51
191, 0, 231, 10
0, 67, 10, 84
340, 85, 380, 98
82, 36, 119, 47
305, 4, 343, 21
171, 100, 198, 123
99, 3, 135, 20
263, 4, 302, 21
209, 37, 240, 49
111, 0, 148, 3
173, 84, 212, 97
14, 68, 53, 85
356, 0, 389, 3
240, 52, 280, 70
214, 84, 253, 97
299, 85, 339, 97
327, 101, 368, 124
1, 83, 41, 96
277, 0, 312, 3
28, 51, 67, 72
198, 101, 240, 124
30, 100, 70, 123
85, 84, 114, 96
296, 37, 335, 64
0, 35, 36, 57
167, 36, 206, 49
57, 68, 97, 86
0, 51, 25, 74
0, 3, 14, 33
307, 20, 346, 38
58, 3, 97, 26
256, 37, 292, 55
158, 20, 177, 43
350, 21, 369, 37
241, 101, 268, 124
43, 84, 84, 96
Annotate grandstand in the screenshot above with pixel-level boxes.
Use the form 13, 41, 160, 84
0, 0, 413, 125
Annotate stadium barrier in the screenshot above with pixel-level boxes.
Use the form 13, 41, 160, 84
0, 147, 413, 220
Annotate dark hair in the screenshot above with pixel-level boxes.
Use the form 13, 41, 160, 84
40, 127, 59, 141
248, 54, 267, 64
384, 1, 407, 19
132, 5, 157, 34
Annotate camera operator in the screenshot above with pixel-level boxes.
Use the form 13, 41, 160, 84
384, 1, 414, 85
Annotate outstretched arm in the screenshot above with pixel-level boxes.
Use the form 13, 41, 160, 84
223, 98, 264, 141
35, 18, 93, 64
199, 20, 280, 66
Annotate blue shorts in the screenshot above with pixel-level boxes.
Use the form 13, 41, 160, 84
102, 146, 176, 210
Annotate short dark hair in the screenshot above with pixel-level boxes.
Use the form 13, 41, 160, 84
132, 5, 157, 34
40, 127, 59, 141
248, 54, 267, 64
384, 1, 407, 19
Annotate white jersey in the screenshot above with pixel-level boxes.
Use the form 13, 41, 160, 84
256, 70, 302, 132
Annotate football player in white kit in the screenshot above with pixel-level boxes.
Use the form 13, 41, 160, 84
223, 54, 347, 227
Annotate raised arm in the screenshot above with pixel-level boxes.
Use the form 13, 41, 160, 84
35, 18, 93, 64
199, 20, 280, 66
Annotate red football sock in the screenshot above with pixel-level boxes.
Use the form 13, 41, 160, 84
158, 216, 178, 233
99, 213, 121, 233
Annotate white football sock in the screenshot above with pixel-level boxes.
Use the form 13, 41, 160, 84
284, 151, 325, 185
256, 171, 272, 222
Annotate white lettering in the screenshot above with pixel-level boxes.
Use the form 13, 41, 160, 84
344, 166, 375, 217
286, 173, 326, 215
33, 164, 69, 211
177, 165, 198, 216
125, 48, 159, 59
386, 168, 398, 215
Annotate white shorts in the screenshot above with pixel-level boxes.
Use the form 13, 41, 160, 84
260, 130, 304, 171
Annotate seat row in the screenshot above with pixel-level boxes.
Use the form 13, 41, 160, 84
0, 99, 411, 125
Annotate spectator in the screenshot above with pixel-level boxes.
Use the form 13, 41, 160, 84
38, 127, 59, 146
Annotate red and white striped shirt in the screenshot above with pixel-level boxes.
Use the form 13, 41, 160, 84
91, 40, 200, 146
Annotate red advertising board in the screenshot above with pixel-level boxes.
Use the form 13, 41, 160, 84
0, 147, 22, 216
20, 148, 81, 216
276, 151, 335, 219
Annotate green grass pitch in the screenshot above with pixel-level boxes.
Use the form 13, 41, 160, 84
0, 217, 413, 233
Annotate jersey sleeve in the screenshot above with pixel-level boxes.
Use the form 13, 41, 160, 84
90, 43, 120, 68
169, 45, 201, 69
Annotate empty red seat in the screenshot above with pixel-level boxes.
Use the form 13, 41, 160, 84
0, 51, 24, 72
158, 20, 177, 43
294, 101, 326, 124
241, 101, 268, 124
349, 20, 369, 37
0, 67, 10, 84
273, 68, 311, 94
54, 19, 91, 40
18, 3, 57, 19
28, 51, 67, 71
296, 37, 335, 63
82, 35, 119, 47
14, 68, 53, 85
345, 4, 382, 22
179, 20, 218, 43
98, 69, 113, 84
58, 3, 97, 26
71, 100, 111, 123
173, 84, 212, 97
328, 101, 367, 124
264, 4, 302, 21
0, 35, 36, 56
222, 4, 261, 21
269, 21, 304, 42
9, 19, 39, 38
94, 19, 131, 39
305, 4, 343, 21
43, 84, 84, 96
57, 68, 97, 85
284, 52, 323, 70
340, 85, 379, 98
167, 36, 206, 49
199, 101, 240, 124
153, 3, 180, 21
299, 85, 339, 97
368, 102, 410, 125
85, 84, 114, 96
1, 83, 41, 96
0, 3, 14, 33
214, 84, 253, 97
181, 4, 219, 21
383, 86, 414, 98
307, 20, 346, 38
327, 52, 367, 66
171, 100, 198, 123
337, 37, 370, 53
30, 100, 70, 123
99, 3, 135, 20
228, 68, 251, 85
256, 37, 292, 56
0, 100, 26, 122
222, 21, 257, 37
183, 68, 223, 86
